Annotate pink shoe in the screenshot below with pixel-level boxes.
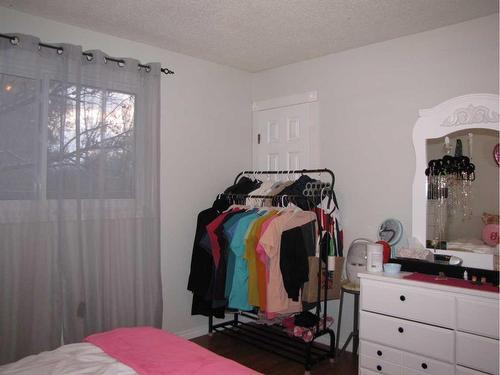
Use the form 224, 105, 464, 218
302, 329, 314, 342
293, 326, 306, 338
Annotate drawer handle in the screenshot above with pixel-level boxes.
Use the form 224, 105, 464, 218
421, 363, 428, 369
400, 295, 406, 301
398, 327, 404, 333
377, 350, 382, 356
376, 365, 382, 371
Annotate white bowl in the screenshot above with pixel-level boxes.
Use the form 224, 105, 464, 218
383, 263, 401, 274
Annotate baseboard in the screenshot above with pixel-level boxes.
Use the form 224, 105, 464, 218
175, 325, 208, 339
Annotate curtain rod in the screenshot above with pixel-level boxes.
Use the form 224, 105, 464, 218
0, 33, 174, 75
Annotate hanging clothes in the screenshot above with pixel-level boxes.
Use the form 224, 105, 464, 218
187, 172, 339, 320
246, 180, 293, 207
210, 208, 245, 307
276, 175, 319, 210
223, 209, 258, 300
187, 198, 230, 318
245, 180, 274, 207
244, 210, 278, 308
315, 193, 343, 257
280, 220, 316, 301
224, 176, 262, 195
227, 210, 267, 311
258, 209, 316, 313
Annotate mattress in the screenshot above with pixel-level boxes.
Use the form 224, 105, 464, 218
0, 343, 135, 375
0, 327, 260, 375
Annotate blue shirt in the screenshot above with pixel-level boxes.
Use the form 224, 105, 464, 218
228, 210, 267, 310
223, 210, 257, 298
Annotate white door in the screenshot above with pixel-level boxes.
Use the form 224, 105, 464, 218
253, 102, 312, 171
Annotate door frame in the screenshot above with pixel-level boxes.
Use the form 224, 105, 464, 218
252, 91, 320, 169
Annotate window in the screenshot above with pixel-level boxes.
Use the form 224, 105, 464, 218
0, 72, 136, 200
0, 73, 39, 199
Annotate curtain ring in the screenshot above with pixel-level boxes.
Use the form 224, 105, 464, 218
117, 60, 125, 67
85, 53, 94, 61
10, 36, 19, 45
56, 48, 63, 55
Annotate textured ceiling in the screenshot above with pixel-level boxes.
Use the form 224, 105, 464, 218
0, 0, 498, 72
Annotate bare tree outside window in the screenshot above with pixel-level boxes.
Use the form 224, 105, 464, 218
47, 82, 135, 199
0, 72, 136, 200
0, 73, 38, 199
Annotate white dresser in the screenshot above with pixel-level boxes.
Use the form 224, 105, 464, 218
359, 272, 499, 375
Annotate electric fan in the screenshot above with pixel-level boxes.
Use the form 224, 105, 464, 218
346, 238, 371, 285
378, 218, 404, 258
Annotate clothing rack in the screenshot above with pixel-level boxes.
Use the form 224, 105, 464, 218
208, 168, 337, 374
233, 168, 335, 190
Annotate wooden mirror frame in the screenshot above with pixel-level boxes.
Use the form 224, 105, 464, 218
412, 93, 499, 269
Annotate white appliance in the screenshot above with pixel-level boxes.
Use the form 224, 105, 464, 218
366, 243, 384, 273
346, 238, 371, 284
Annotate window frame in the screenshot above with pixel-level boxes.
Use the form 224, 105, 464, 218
0, 71, 138, 202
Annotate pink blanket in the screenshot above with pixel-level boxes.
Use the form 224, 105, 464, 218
85, 327, 261, 375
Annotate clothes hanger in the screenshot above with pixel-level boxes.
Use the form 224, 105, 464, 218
290, 195, 303, 214
271, 171, 284, 188
277, 195, 289, 213
257, 196, 271, 213
319, 186, 330, 209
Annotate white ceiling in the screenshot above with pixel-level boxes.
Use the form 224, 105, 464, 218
0, 0, 498, 72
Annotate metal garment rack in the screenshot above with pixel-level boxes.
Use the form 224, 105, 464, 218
208, 168, 336, 374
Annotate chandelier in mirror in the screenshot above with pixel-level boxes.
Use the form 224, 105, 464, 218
426, 135, 476, 245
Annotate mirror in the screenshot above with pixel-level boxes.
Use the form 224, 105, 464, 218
412, 94, 499, 270
426, 129, 499, 246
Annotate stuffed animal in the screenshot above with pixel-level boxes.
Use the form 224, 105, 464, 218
482, 212, 500, 225
482, 212, 500, 246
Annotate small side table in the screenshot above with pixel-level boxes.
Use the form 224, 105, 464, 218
335, 281, 360, 357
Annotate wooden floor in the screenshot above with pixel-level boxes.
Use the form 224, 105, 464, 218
192, 333, 358, 375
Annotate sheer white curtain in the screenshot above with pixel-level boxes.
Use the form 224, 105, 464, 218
0, 34, 162, 364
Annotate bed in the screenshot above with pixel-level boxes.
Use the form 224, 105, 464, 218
0, 327, 260, 375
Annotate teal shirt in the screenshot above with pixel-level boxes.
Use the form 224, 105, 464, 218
223, 210, 257, 299
227, 210, 266, 310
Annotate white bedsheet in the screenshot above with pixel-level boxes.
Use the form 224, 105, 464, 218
0, 343, 136, 375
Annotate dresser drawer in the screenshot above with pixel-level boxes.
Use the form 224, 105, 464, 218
360, 340, 402, 365
360, 341, 454, 375
456, 331, 499, 374
360, 354, 401, 375
402, 352, 454, 375
456, 365, 491, 375
361, 279, 455, 328
457, 297, 499, 339
360, 311, 455, 362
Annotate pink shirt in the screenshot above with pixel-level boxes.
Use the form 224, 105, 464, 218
256, 215, 279, 282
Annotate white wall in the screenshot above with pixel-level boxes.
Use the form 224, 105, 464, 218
252, 13, 499, 348
0, 6, 252, 336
